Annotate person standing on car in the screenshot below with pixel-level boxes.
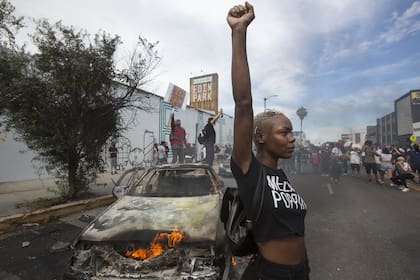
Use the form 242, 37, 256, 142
202, 109, 223, 167
227, 3, 309, 279
170, 113, 187, 164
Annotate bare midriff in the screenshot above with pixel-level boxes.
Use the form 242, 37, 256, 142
258, 235, 305, 265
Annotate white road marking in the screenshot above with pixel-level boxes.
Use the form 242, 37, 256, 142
326, 183, 334, 195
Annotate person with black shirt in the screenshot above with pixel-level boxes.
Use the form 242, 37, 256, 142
227, 3, 309, 279
202, 109, 223, 167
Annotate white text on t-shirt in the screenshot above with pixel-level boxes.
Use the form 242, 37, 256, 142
266, 175, 307, 210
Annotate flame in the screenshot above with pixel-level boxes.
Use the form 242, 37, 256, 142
231, 257, 237, 266
125, 226, 184, 260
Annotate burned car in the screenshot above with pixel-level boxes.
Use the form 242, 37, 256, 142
64, 164, 229, 280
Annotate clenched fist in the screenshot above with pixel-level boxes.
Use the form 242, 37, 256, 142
227, 2, 255, 30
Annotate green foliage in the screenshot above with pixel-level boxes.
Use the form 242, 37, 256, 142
0, 0, 24, 46
0, 7, 160, 198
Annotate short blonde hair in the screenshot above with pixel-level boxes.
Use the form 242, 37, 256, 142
253, 110, 287, 152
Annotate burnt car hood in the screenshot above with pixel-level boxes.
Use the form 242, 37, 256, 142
80, 194, 220, 243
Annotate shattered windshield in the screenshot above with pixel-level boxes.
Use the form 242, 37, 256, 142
129, 168, 216, 197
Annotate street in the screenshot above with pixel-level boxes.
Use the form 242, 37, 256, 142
0, 174, 419, 280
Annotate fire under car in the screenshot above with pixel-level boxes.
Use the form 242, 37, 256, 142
63, 164, 232, 280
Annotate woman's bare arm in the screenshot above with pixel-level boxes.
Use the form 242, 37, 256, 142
227, 2, 255, 174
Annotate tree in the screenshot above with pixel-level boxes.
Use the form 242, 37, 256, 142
296, 106, 308, 135
0, 0, 25, 118
0, 0, 23, 45
0, 11, 160, 198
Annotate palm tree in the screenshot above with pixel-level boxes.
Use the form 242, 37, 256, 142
296, 106, 308, 137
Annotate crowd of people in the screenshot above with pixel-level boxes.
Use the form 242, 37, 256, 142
108, 123, 420, 194
279, 140, 419, 192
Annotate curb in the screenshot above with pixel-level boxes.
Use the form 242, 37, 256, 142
0, 195, 116, 234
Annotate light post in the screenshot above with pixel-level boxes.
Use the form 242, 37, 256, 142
263, 95, 279, 112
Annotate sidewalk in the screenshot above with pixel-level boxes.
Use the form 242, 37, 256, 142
0, 172, 120, 217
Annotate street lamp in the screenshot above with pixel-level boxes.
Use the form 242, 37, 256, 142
263, 95, 279, 112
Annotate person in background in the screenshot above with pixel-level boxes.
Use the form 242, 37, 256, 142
320, 147, 330, 176
162, 141, 169, 158
108, 142, 118, 175
202, 109, 223, 167
152, 143, 159, 166
170, 113, 187, 163
330, 142, 343, 183
374, 145, 382, 180
157, 141, 168, 164
311, 149, 319, 174
191, 143, 198, 162
378, 147, 392, 184
349, 148, 361, 177
391, 156, 413, 192
227, 3, 309, 279
341, 146, 349, 176
362, 140, 379, 183
407, 143, 420, 183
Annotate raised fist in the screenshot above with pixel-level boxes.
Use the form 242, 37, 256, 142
227, 2, 255, 30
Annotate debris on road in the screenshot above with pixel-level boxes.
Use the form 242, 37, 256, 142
22, 223, 40, 228
65, 245, 222, 279
50, 241, 70, 253
78, 214, 94, 223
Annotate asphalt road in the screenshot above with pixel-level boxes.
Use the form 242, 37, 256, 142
0, 174, 419, 280
296, 173, 420, 280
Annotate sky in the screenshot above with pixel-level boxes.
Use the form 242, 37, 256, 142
11, 0, 420, 144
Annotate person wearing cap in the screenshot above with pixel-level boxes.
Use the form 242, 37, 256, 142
169, 113, 187, 163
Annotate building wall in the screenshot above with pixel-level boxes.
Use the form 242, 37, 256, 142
338, 131, 365, 147
376, 112, 397, 147
365, 125, 377, 144
395, 89, 420, 147
0, 130, 42, 182
395, 94, 412, 136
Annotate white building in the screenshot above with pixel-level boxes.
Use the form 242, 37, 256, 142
0, 86, 233, 182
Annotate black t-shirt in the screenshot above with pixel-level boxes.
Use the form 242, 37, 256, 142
203, 123, 216, 145
230, 154, 307, 242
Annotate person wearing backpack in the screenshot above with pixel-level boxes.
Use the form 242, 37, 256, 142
202, 109, 223, 167
227, 3, 309, 279
169, 113, 187, 163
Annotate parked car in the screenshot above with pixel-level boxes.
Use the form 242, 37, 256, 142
64, 164, 229, 280
218, 157, 232, 177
